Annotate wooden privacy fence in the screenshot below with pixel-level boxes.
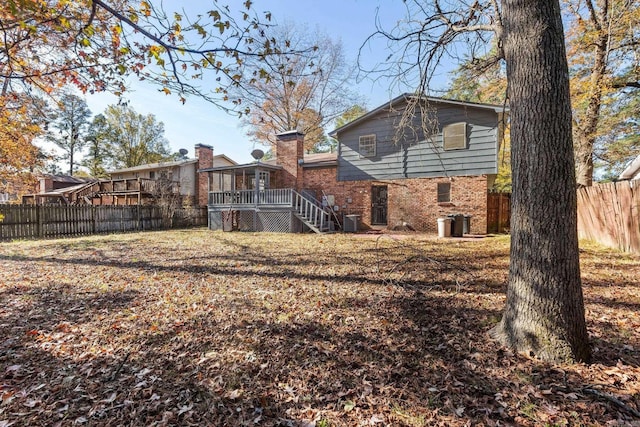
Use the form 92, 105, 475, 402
0, 205, 206, 241
577, 180, 640, 253
487, 192, 511, 233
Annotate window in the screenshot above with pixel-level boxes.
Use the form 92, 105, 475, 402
443, 122, 467, 150
149, 171, 155, 179
437, 182, 451, 203
359, 134, 376, 157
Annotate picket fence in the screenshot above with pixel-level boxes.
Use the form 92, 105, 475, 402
577, 180, 640, 253
0, 205, 206, 241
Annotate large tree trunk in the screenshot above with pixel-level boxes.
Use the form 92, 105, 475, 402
490, 0, 591, 363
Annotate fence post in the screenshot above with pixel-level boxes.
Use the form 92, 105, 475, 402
37, 205, 43, 238
92, 206, 96, 234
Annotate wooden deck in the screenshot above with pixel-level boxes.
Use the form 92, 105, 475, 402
22, 178, 180, 206
207, 188, 332, 233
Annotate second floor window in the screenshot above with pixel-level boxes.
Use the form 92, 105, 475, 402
443, 122, 468, 150
359, 134, 376, 158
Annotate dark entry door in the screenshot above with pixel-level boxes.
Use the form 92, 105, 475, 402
371, 185, 388, 225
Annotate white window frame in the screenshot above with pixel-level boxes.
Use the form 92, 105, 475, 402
359, 134, 377, 158
443, 122, 468, 150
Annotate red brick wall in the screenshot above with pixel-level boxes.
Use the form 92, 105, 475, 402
302, 166, 371, 219
275, 132, 304, 190
384, 175, 488, 234
301, 165, 489, 234
195, 144, 214, 207
270, 131, 489, 234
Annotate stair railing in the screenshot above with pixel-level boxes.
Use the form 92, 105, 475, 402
292, 190, 330, 232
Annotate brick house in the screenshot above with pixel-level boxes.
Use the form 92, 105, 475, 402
202, 94, 507, 234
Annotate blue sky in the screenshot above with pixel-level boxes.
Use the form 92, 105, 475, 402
65, 1, 454, 166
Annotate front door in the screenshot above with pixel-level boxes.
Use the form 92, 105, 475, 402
371, 185, 388, 225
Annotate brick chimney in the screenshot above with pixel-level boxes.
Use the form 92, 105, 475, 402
195, 143, 214, 207
40, 176, 53, 193
275, 131, 304, 191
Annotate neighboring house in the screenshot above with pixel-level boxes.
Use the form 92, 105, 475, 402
21, 175, 93, 205
23, 144, 235, 207
38, 174, 92, 193
619, 154, 640, 181
202, 94, 507, 234
109, 144, 236, 206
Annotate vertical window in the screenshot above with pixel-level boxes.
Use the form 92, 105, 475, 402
443, 122, 467, 150
258, 171, 270, 190
149, 171, 155, 179
437, 182, 451, 203
359, 134, 376, 157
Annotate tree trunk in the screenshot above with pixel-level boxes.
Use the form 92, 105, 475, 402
490, 0, 591, 363
574, 132, 595, 188
573, 0, 609, 188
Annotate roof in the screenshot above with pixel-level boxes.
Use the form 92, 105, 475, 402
619, 154, 640, 180
329, 93, 508, 137
36, 181, 97, 196
245, 152, 337, 168
302, 152, 337, 168
198, 161, 283, 173
40, 174, 92, 184
109, 159, 198, 174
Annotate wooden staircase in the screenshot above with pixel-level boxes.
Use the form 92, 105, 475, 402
291, 190, 331, 234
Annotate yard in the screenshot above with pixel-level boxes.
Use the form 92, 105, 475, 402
1, 229, 639, 426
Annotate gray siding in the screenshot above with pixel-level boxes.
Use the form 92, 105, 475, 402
337, 101, 499, 181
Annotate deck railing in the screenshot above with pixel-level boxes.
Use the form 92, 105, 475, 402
208, 188, 330, 233
208, 188, 293, 206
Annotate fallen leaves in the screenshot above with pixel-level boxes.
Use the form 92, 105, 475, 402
0, 230, 639, 426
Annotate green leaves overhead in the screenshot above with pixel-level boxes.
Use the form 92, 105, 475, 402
1, 1, 304, 115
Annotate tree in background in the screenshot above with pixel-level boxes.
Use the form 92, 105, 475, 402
233, 24, 361, 152
45, 92, 92, 175
100, 104, 172, 169
0, 96, 42, 198
318, 104, 368, 154
2, 0, 296, 106
82, 113, 110, 178
0, 97, 42, 180
1, 1, 303, 176
593, 93, 640, 180
368, 0, 589, 362
334, 105, 367, 129
446, 61, 507, 106
565, 0, 640, 187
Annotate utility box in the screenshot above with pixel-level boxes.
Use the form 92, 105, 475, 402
343, 214, 360, 232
